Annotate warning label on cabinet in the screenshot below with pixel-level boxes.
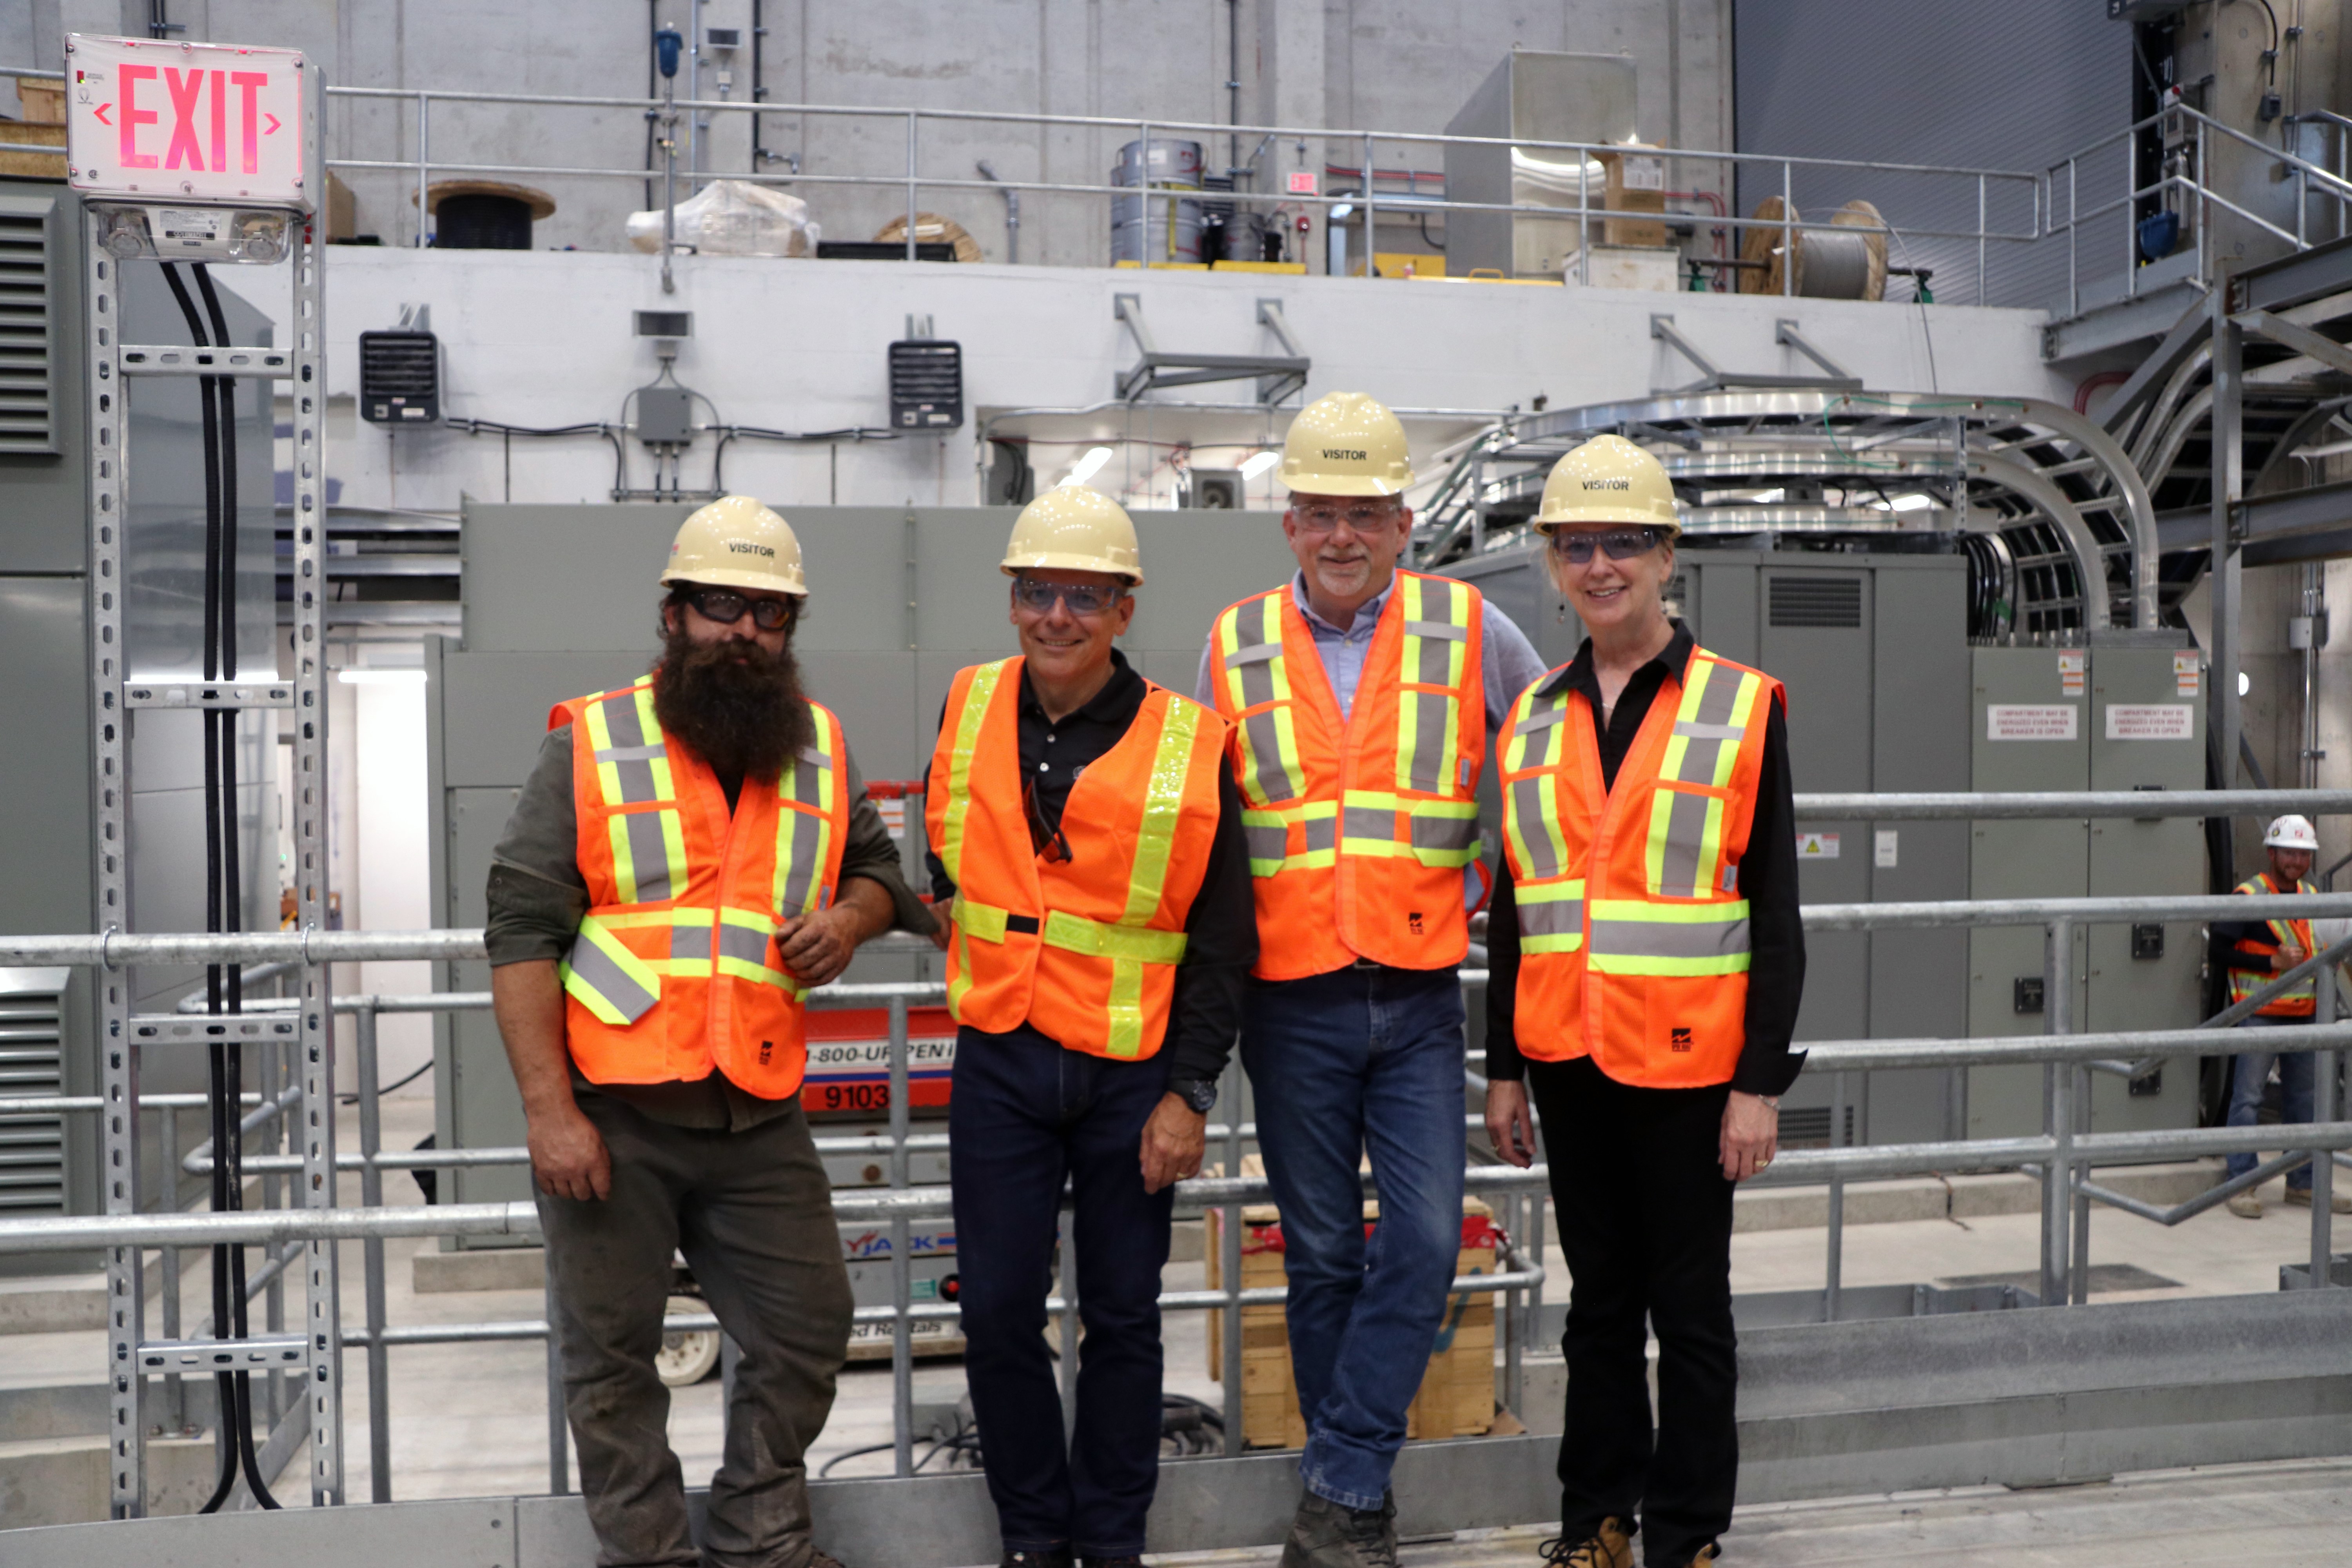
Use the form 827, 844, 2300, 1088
2174, 651, 2201, 697
1987, 704, 2079, 740
2057, 649, 2086, 697
2105, 703, 2195, 740
1796, 832, 1840, 860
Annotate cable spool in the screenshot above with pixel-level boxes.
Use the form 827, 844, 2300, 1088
1737, 196, 1889, 301
873, 211, 984, 264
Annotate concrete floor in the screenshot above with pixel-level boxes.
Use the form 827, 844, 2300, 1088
4, 1092, 2349, 1561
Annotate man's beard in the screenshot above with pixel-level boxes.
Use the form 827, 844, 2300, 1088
651, 624, 815, 785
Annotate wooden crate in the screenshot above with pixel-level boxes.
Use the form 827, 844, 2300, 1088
1599, 146, 1670, 249
1207, 1196, 1499, 1449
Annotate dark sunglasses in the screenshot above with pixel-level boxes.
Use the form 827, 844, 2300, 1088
683, 586, 796, 631
1011, 575, 1126, 616
1549, 526, 1664, 564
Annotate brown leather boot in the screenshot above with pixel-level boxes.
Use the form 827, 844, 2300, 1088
1538, 1517, 1633, 1568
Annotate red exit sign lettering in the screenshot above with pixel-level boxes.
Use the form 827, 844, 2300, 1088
67, 34, 309, 209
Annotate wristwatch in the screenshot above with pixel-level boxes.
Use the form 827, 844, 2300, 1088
1167, 1078, 1219, 1114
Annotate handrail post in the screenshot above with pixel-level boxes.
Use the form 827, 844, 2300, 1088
887, 996, 913, 1477
1362, 131, 1377, 279
357, 1004, 392, 1501
2040, 918, 2075, 1307
1219, 1056, 1243, 1454
1976, 172, 1987, 303
1781, 159, 1794, 296
2311, 959, 2338, 1286
904, 111, 919, 263
1579, 153, 1591, 287
1503, 1192, 1524, 1409
2070, 1058, 2092, 1305
1826, 1070, 1846, 1321
416, 92, 429, 249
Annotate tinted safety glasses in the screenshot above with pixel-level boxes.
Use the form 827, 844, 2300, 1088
683, 586, 797, 631
1549, 526, 1665, 564
1011, 575, 1127, 616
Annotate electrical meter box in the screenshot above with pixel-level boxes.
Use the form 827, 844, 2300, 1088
1965, 637, 2205, 1138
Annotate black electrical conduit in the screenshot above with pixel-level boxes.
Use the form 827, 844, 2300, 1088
158, 261, 279, 1514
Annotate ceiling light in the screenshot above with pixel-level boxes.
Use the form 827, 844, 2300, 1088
1061, 446, 1114, 488
1889, 493, 1933, 512
1239, 450, 1281, 479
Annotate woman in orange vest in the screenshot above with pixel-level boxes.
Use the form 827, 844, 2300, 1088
924, 488, 1252, 1568
1482, 437, 1806, 1568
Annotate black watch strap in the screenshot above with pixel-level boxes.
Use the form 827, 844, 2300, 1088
1168, 1078, 1218, 1114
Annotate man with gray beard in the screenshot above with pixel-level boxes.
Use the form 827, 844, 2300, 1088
486, 497, 932, 1568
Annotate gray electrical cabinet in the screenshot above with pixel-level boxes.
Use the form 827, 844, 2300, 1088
1966, 636, 2204, 1138
1452, 544, 1972, 1146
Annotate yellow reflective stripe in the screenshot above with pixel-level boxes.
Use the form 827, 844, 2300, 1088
947, 920, 975, 1018
1517, 878, 1586, 954
938, 661, 1009, 888
1105, 956, 1145, 1060
1587, 898, 1751, 976
1241, 801, 1337, 875
1041, 909, 1189, 964
1394, 574, 1471, 797
1644, 786, 1726, 899
952, 896, 1012, 944
605, 809, 687, 905
559, 916, 662, 1026
1222, 595, 1308, 807
631, 686, 676, 799
583, 693, 624, 806
1122, 699, 1201, 926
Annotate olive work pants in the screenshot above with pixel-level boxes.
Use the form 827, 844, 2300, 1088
536, 1092, 855, 1568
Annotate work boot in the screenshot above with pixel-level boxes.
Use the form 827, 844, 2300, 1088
2227, 1191, 2263, 1219
1539, 1516, 1633, 1567
2283, 1186, 2352, 1214
1279, 1489, 1398, 1568
999, 1552, 1069, 1568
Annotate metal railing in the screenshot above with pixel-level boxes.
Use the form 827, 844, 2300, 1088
5, 789, 2352, 1511
2, 64, 2038, 299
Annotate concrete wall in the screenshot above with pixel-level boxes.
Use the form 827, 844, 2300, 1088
259, 246, 2064, 516
11, 1, 1734, 265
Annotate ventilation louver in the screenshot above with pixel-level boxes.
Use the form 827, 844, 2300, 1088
1768, 575, 1863, 629
0, 974, 69, 1216
359, 329, 441, 425
889, 339, 963, 431
0, 196, 60, 456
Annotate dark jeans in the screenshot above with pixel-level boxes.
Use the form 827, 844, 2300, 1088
1528, 1056, 1737, 1568
1240, 964, 1467, 1510
949, 1022, 1176, 1557
2226, 1013, 2318, 1192
536, 1092, 853, 1568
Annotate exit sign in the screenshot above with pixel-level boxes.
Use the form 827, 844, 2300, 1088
1287, 171, 1318, 195
65, 34, 309, 209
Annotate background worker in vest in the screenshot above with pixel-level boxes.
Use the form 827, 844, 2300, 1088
2215, 814, 2351, 1218
486, 497, 932, 1568
1482, 436, 1804, 1568
1195, 392, 1546, 1567
924, 488, 1254, 1568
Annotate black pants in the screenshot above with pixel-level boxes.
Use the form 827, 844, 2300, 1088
949, 1022, 1175, 1557
1528, 1057, 1737, 1568
536, 1093, 854, 1568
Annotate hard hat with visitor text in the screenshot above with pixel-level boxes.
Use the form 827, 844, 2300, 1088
2266, 814, 2320, 851
1534, 434, 1682, 534
660, 495, 809, 596
1278, 391, 1416, 497
1000, 485, 1143, 585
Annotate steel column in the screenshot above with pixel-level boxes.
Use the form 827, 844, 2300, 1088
357, 1005, 391, 1501
2212, 278, 2243, 793
2040, 919, 2075, 1309
887, 996, 913, 1477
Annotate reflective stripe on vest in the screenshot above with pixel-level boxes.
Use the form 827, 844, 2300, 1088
1396, 573, 1474, 796
1504, 693, 1573, 882
2230, 873, 2316, 1009
1339, 789, 1481, 866
561, 915, 662, 1026
935, 659, 1005, 892
1241, 800, 1338, 876
1586, 898, 1753, 977
584, 685, 689, 904
1646, 660, 1766, 899
774, 734, 838, 918
1517, 878, 1586, 954
1217, 593, 1308, 806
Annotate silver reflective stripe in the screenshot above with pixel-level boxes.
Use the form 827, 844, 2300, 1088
1655, 788, 1712, 899
568, 936, 658, 1024
1410, 811, 1479, 851
1590, 915, 1751, 960
1407, 581, 1463, 686
1404, 619, 1468, 641
1245, 821, 1288, 862
1344, 805, 1398, 842
600, 691, 664, 804
1693, 660, 1743, 727
1516, 703, 1570, 732
1224, 642, 1282, 667
1243, 710, 1298, 803
1302, 813, 1337, 853
625, 811, 675, 903
779, 808, 824, 913
719, 921, 774, 967
788, 742, 830, 809
1511, 777, 1562, 880
672, 923, 715, 962
1673, 721, 1744, 742
1230, 603, 1282, 710
1519, 896, 1584, 937
1408, 689, 1450, 793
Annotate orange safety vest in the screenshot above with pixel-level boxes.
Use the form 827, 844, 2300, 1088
1498, 645, 1781, 1088
2229, 871, 2316, 1018
1205, 573, 1485, 980
927, 657, 1228, 1060
552, 678, 850, 1098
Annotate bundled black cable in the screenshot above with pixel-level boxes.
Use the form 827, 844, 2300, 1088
160, 260, 279, 1512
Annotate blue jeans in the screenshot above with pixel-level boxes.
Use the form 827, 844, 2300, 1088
949, 1022, 1175, 1557
1241, 964, 1467, 1512
2226, 1014, 2318, 1192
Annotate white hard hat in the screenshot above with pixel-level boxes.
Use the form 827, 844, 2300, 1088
1279, 391, 1416, 497
1000, 485, 1143, 585
660, 495, 808, 596
1535, 433, 1682, 535
2265, 814, 2319, 850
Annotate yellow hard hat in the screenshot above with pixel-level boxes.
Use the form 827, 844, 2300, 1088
1534, 434, 1682, 534
660, 495, 809, 596
1279, 391, 1416, 497
1000, 485, 1143, 585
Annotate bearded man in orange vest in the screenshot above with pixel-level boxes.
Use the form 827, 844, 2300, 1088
1483, 437, 1806, 1568
926, 488, 1253, 1568
1196, 393, 1546, 1566
486, 497, 931, 1568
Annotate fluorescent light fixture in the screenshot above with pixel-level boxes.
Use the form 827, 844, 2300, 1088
1889, 493, 1934, 512
1239, 450, 1281, 479
1060, 446, 1114, 488
2239, 671, 2252, 697
338, 668, 428, 685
